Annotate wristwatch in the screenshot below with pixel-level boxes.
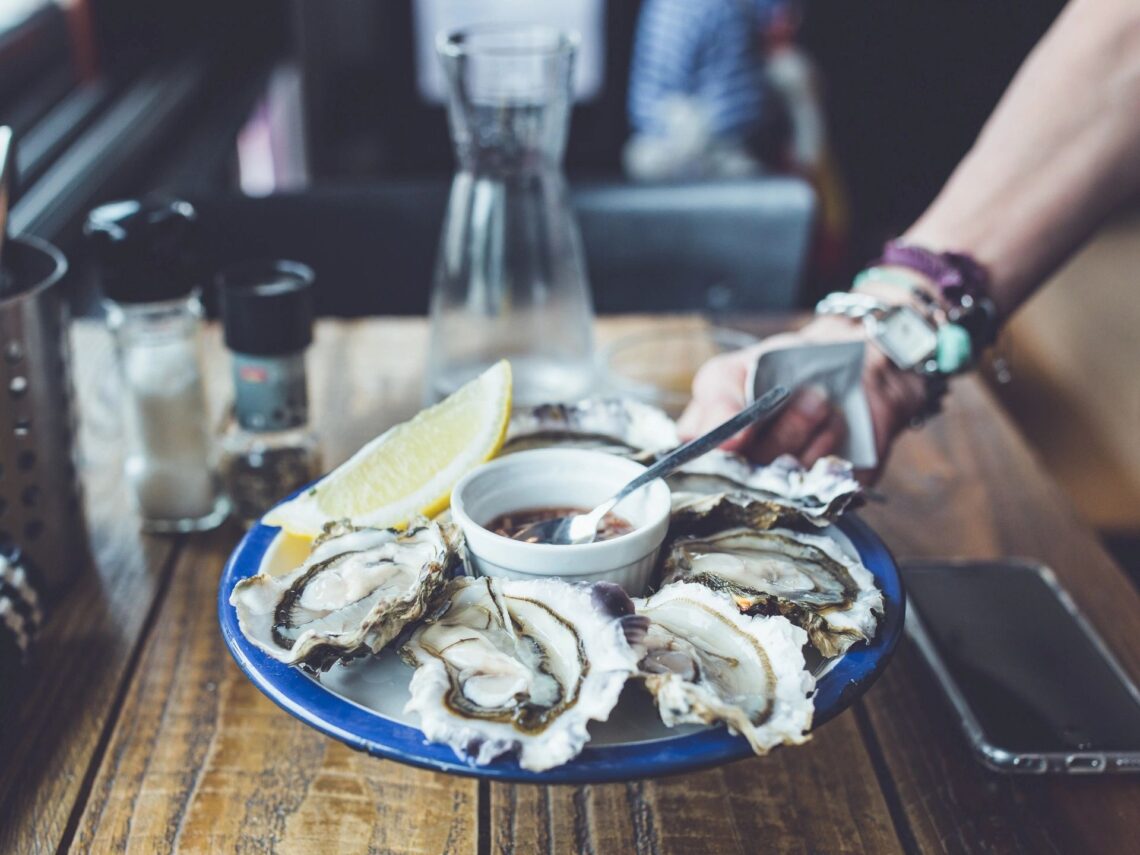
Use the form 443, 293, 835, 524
866, 303, 940, 373
815, 292, 954, 426
815, 291, 972, 375
815, 293, 932, 372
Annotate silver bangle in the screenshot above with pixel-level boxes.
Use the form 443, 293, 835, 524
817, 290, 951, 428
814, 291, 892, 320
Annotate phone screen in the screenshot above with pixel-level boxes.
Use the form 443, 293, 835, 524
904, 562, 1140, 753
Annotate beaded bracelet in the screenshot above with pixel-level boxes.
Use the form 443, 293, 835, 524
851, 267, 973, 375
880, 240, 989, 304
879, 241, 1000, 351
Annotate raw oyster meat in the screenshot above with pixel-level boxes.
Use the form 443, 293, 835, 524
669, 452, 861, 532
401, 577, 641, 771
663, 527, 882, 657
231, 518, 457, 671
634, 582, 814, 754
503, 398, 678, 458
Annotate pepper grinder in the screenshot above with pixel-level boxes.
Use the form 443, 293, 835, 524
217, 260, 321, 526
85, 198, 228, 532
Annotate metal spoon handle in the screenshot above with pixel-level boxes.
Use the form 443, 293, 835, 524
605, 385, 791, 511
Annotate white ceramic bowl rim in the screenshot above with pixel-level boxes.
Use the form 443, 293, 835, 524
451, 448, 671, 558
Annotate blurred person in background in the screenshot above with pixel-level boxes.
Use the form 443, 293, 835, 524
624, 0, 791, 180
679, 0, 1140, 480
761, 1, 851, 281
625, 0, 850, 277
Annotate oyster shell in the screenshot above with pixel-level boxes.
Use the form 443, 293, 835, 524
663, 527, 882, 657
503, 398, 678, 458
230, 518, 457, 671
401, 577, 640, 771
634, 582, 814, 754
669, 452, 861, 532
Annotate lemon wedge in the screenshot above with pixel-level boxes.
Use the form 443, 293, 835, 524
264, 360, 512, 537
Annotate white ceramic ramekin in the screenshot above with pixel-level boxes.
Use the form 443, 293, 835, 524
450, 448, 672, 595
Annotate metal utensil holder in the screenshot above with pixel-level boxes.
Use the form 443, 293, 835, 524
0, 236, 88, 600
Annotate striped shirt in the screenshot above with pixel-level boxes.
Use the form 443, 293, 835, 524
628, 0, 783, 139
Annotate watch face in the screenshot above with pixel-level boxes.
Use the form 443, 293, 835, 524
872, 306, 937, 371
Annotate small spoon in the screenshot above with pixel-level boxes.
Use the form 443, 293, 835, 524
512, 385, 791, 546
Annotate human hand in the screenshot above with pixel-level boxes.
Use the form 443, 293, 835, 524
676, 316, 930, 482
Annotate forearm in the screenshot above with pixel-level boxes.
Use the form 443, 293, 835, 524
904, 0, 1140, 319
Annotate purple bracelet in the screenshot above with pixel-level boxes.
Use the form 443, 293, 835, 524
879, 240, 990, 304
879, 239, 1000, 348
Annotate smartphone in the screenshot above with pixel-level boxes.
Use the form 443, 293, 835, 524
903, 559, 1140, 774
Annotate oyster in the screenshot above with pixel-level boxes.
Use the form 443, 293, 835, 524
634, 582, 814, 754
669, 452, 861, 532
663, 527, 882, 657
503, 398, 678, 458
230, 518, 457, 671
401, 577, 641, 771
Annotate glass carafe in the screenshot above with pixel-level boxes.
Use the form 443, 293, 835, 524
425, 25, 596, 406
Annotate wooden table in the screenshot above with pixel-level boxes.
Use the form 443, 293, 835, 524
4, 315, 1138, 854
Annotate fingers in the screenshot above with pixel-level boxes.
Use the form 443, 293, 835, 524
746, 386, 835, 463
850, 348, 928, 485
679, 318, 939, 482
678, 344, 769, 448
682, 386, 848, 461
677, 398, 756, 452
862, 348, 927, 462
800, 407, 847, 466
691, 344, 766, 408
675, 399, 707, 439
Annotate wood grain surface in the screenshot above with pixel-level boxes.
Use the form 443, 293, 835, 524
861, 378, 1140, 854
70, 526, 477, 855
5, 316, 1138, 854
490, 715, 901, 855
0, 327, 179, 855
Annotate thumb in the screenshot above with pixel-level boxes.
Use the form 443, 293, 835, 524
678, 399, 757, 452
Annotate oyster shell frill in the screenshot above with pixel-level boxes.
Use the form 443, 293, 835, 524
668, 452, 862, 533
503, 398, 678, 459
634, 582, 814, 754
663, 527, 882, 657
230, 519, 457, 671
400, 577, 641, 772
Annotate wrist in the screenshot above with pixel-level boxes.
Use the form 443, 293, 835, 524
814, 283, 959, 427
803, 310, 941, 431
800, 313, 863, 338
861, 241, 1002, 367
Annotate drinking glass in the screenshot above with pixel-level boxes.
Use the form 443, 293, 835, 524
425, 25, 596, 406
600, 325, 760, 417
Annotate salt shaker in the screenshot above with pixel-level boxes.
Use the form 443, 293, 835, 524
217, 260, 320, 526
85, 198, 228, 532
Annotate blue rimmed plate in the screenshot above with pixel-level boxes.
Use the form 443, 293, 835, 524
218, 514, 904, 783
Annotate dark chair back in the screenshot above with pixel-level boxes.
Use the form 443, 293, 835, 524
184, 177, 815, 316
576, 178, 815, 312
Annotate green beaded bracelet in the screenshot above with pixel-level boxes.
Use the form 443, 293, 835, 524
854, 266, 974, 374
935, 323, 973, 374
852, 266, 926, 293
